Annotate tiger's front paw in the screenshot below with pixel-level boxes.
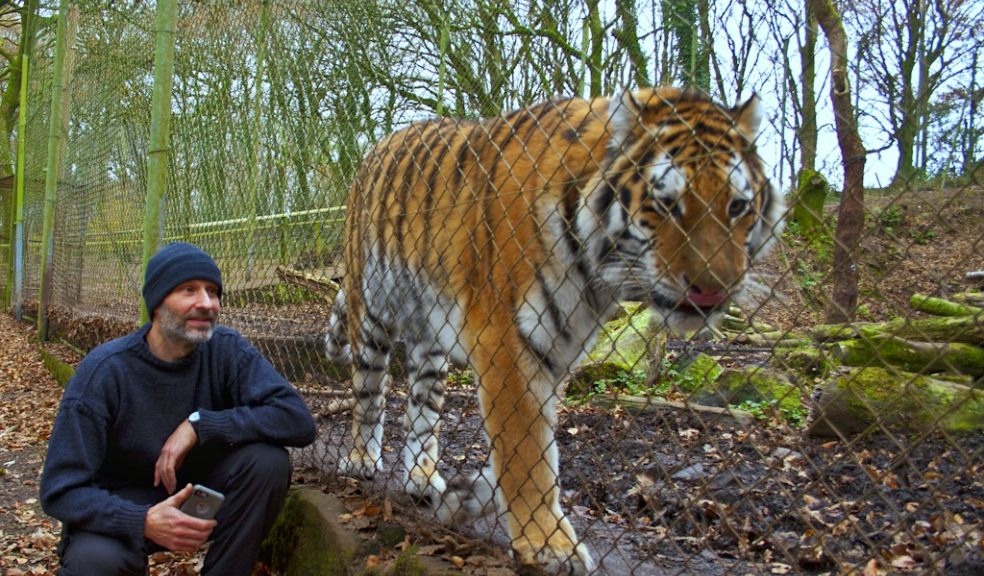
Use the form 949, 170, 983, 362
512, 541, 595, 576
339, 451, 383, 479
405, 466, 447, 508
512, 524, 596, 576
433, 470, 496, 524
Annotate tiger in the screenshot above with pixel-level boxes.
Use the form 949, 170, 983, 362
324, 86, 783, 574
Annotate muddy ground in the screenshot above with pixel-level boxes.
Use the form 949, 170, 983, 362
3, 185, 984, 574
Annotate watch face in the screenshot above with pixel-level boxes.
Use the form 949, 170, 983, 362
189, 411, 200, 423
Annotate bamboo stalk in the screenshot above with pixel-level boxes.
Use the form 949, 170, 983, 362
37, 0, 76, 340
140, 0, 178, 323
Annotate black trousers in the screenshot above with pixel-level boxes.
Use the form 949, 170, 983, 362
57, 443, 291, 576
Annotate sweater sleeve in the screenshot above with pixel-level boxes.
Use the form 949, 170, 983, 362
194, 337, 317, 448
39, 399, 150, 544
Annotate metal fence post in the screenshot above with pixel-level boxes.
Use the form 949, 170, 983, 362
11, 13, 31, 321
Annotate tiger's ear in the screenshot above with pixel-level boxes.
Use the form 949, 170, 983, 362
732, 93, 762, 137
608, 89, 648, 152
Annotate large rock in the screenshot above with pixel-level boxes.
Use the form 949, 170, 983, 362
690, 367, 803, 417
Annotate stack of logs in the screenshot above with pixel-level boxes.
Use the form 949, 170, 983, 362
721, 290, 984, 437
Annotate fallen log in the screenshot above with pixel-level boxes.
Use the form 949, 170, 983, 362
951, 291, 984, 307
275, 266, 341, 299
807, 367, 984, 437
588, 393, 752, 425
811, 315, 984, 346
829, 335, 984, 378
910, 294, 983, 317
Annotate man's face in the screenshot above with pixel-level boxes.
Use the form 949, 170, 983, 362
157, 279, 220, 345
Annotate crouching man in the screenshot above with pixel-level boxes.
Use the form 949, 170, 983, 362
41, 242, 318, 575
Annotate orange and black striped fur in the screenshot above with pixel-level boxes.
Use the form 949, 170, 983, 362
325, 87, 783, 573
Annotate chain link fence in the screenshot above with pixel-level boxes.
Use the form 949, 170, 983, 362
1, 1, 982, 574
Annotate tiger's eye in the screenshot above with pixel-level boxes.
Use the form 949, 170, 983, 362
728, 198, 750, 219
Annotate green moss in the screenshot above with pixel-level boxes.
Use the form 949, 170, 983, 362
672, 353, 723, 393
790, 169, 829, 236
834, 336, 984, 377
776, 346, 833, 379
260, 491, 354, 576
694, 368, 802, 416
40, 348, 75, 388
586, 303, 654, 369
361, 546, 427, 576
570, 303, 666, 400
836, 367, 984, 433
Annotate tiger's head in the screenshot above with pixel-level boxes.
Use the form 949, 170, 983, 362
580, 86, 784, 333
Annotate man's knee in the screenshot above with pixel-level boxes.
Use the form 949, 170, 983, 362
59, 531, 146, 576
229, 443, 291, 491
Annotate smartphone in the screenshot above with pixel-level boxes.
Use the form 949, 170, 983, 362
179, 484, 225, 520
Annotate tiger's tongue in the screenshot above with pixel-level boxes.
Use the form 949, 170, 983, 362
685, 291, 727, 309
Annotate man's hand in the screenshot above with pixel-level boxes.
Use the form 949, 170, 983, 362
154, 419, 197, 494
145, 484, 216, 552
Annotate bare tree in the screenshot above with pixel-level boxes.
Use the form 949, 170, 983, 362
810, 0, 866, 323
849, 0, 977, 187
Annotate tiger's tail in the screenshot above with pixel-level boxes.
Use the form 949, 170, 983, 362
324, 289, 352, 364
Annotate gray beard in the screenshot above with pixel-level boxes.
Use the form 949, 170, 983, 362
158, 305, 215, 346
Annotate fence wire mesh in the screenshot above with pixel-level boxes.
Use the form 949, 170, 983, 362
1, 1, 982, 575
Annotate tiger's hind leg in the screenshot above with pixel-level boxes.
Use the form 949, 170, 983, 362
324, 290, 352, 364
401, 343, 449, 505
339, 317, 391, 479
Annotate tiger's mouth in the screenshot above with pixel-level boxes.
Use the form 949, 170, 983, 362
649, 291, 730, 317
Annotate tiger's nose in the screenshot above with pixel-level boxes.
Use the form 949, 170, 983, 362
684, 280, 729, 309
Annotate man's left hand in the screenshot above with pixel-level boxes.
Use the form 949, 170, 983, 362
155, 419, 197, 494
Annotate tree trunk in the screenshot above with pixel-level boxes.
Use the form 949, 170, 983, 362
586, 0, 604, 97
965, 48, 980, 173
790, 169, 828, 236
798, 0, 818, 173
614, 0, 651, 88
811, 0, 866, 323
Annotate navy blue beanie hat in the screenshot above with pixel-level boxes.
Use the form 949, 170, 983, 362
143, 242, 223, 315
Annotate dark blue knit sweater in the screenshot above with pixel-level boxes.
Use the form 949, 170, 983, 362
39, 323, 317, 545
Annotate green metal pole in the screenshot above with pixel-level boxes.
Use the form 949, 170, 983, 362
10, 0, 36, 320
140, 0, 178, 324
37, 0, 71, 340
12, 46, 30, 321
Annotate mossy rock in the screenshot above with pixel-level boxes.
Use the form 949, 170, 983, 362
260, 488, 462, 576
567, 361, 628, 397
808, 366, 984, 437
570, 303, 666, 396
671, 352, 723, 394
691, 367, 802, 414
775, 345, 834, 379
41, 348, 76, 388
259, 489, 359, 576
585, 303, 657, 369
